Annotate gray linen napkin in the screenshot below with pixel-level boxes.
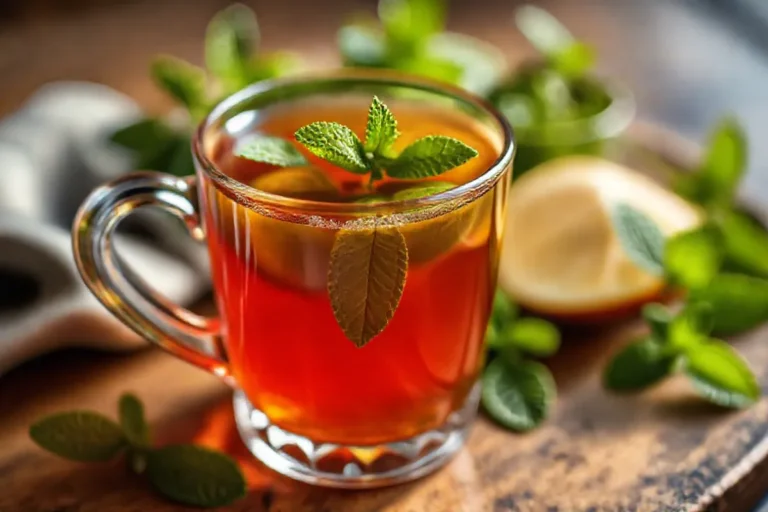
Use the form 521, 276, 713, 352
0, 82, 210, 374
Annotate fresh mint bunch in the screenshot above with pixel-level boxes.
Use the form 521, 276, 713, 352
673, 118, 768, 280
237, 96, 479, 188
337, 0, 504, 95
482, 291, 561, 432
487, 5, 612, 176
110, 4, 300, 177
603, 303, 759, 408
29, 393, 246, 508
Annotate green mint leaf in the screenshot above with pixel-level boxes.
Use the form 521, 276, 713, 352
236, 136, 308, 167
603, 337, 677, 392
720, 210, 768, 278
610, 203, 665, 276
642, 303, 673, 342
482, 357, 556, 432
166, 137, 195, 177
668, 302, 712, 351
205, 3, 259, 89
338, 23, 387, 67
30, 412, 126, 462
699, 118, 747, 207
690, 273, 768, 336
426, 32, 507, 96
146, 445, 246, 508
110, 118, 174, 152
515, 5, 574, 59
379, 0, 445, 56
391, 181, 455, 200
500, 318, 561, 357
295, 122, 369, 174
244, 51, 301, 83
387, 136, 478, 178
151, 56, 208, 116
684, 339, 759, 408
119, 393, 150, 447
364, 96, 399, 156
551, 41, 595, 78
664, 226, 723, 289
491, 290, 519, 328
392, 55, 464, 86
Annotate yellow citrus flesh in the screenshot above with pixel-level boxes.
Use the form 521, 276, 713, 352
498, 156, 702, 320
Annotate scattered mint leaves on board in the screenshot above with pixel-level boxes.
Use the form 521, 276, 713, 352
684, 339, 760, 408
29, 394, 246, 508
602, 337, 677, 392
482, 291, 560, 431
664, 226, 723, 289
482, 357, 556, 432
29, 412, 127, 462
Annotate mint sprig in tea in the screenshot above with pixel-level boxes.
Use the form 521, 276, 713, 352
200, 94, 503, 444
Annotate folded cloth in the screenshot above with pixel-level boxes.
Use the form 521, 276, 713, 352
0, 82, 210, 374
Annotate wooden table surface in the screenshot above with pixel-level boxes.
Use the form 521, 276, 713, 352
3, 1, 768, 511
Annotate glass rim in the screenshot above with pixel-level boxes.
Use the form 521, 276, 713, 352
192, 70, 515, 216
513, 75, 636, 146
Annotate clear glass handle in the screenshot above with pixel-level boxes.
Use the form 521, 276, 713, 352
72, 171, 231, 381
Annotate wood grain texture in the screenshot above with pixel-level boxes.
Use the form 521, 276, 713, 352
1, 318, 768, 512
2, 0, 768, 510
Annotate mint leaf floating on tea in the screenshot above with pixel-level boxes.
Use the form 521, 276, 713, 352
328, 226, 408, 347
295, 122, 371, 173
236, 136, 309, 167
387, 136, 480, 178
30, 412, 127, 462
365, 95, 400, 157
146, 445, 246, 508
391, 181, 455, 200
29, 393, 246, 508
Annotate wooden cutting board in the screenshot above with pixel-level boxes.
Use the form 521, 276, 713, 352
1, 314, 767, 512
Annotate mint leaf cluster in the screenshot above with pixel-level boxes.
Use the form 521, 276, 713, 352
481, 291, 561, 431
487, 5, 612, 177
111, 4, 299, 177
604, 303, 759, 408
337, 0, 503, 95
606, 119, 766, 407
238, 96, 479, 187
29, 393, 246, 508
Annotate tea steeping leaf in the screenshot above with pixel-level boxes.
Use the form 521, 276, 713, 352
236, 136, 308, 167
30, 412, 126, 462
328, 225, 408, 347
391, 181, 455, 200
387, 136, 478, 178
364, 96, 399, 156
295, 122, 370, 173
146, 445, 246, 508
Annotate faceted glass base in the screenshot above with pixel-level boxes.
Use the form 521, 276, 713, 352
233, 384, 480, 488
